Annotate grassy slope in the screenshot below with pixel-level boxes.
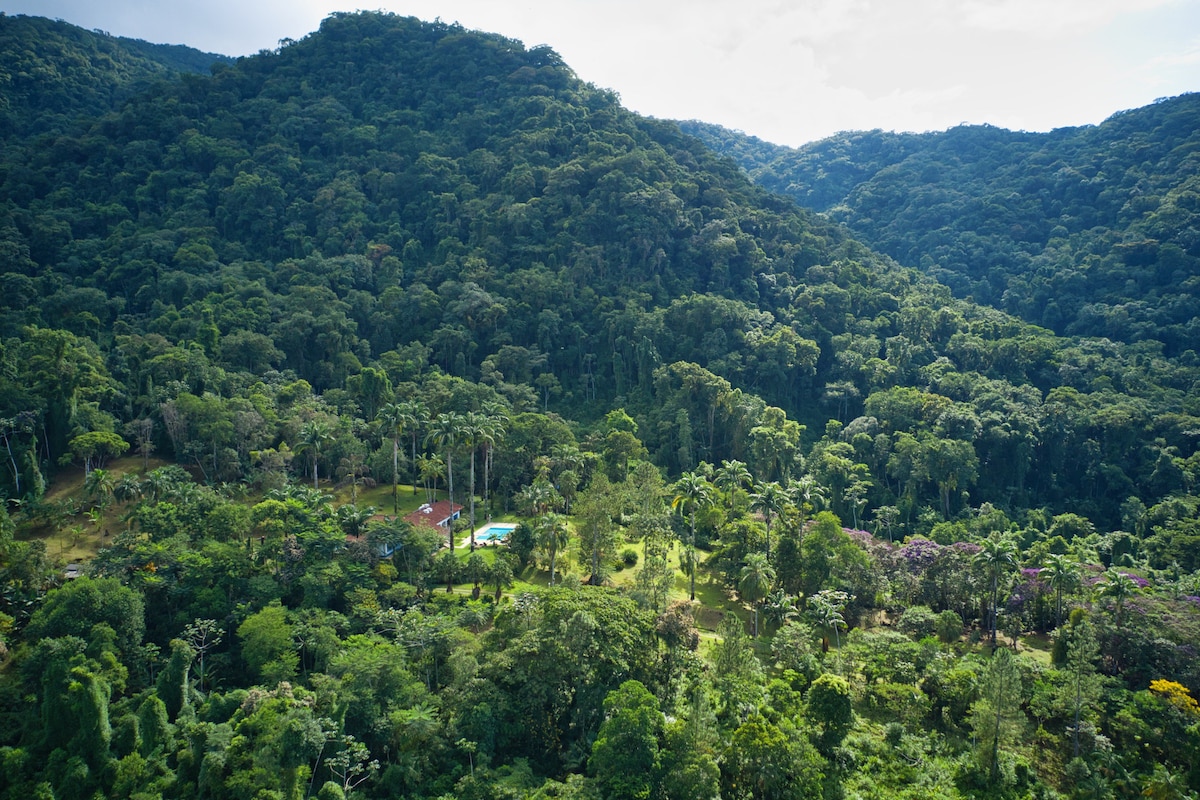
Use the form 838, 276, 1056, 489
26, 464, 751, 634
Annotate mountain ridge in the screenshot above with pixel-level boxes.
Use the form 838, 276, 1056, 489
0, 12, 230, 139
680, 93, 1200, 351
0, 11, 1195, 530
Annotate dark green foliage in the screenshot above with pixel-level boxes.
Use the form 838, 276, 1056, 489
155, 641, 193, 720
588, 680, 662, 799
721, 713, 824, 800
25, 577, 145, 658
0, 10, 1198, 800
683, 96, 1200, 355
468, 588, 657, 773
806, 672, 853, 753
0, 14, 229, 140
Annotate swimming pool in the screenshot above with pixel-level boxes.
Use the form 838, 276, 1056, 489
476, 523, 516, 543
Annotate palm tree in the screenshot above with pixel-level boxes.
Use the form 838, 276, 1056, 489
873, 504, 900, 543
809, 588, 851, 655
672, 471, 715, 601
536, 512, 570, 585
1100, 568, 1138, 630
426, 412, 465, 550
974, 534, 1019, 645
844, 479, 869, 530
397, 399, 428, 497
749, 481, 789, 560
376, 402, 404, 514
416, 454, 443, 504
480, 401, 508, 520
788, 474, 826, 521
488, 553, 515, 601
518, 475, 561, 519
296, 420, 333, 490
715, 459, 752, 513
739, 552, 776, 637
141, 466, 181, 504
762, 588, 799, 631
461, 411, 488, 549
1041, 553, 1079, 629
113, 472, 143, 505
83, 467, 115, 512
336, 504, 376, 539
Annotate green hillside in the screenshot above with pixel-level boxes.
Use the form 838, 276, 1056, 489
0, 12, 1198, 800
681, 96, 1200, 352
0, 13, 229, 139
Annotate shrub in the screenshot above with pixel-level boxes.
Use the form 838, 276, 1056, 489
936, 610, 963, 643
898, 605, 937, 639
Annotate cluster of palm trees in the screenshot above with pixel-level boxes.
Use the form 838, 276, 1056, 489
975, 533, 1145, 646
376, 401, 508, 551
516, 474, 569, 584
82, 464, 200, 511
671, 461, 828, 604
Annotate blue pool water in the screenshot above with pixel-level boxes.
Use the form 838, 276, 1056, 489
476, 523, 516, 542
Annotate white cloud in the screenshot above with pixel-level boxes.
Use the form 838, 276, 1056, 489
961, 0, 1178, 36
2, 0, 1196, 146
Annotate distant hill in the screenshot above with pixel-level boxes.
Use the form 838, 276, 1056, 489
1, 11, 1197, 530
0, 13, 230, 138
1, 14, 1200, 799
681, 94, 1200, 353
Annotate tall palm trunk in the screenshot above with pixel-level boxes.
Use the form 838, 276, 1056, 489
483, 444, 492, 520
411, 432, 419, 495
391, 435, 399, 514
446, 451, 454, 551
469, 449, 477, 550
689, 507, 697, 601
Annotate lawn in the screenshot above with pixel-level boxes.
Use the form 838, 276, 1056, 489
17, 456, 169, 567
24, 464, 754, 635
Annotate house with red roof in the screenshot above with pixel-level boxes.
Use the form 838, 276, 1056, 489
403, 500, 464, 531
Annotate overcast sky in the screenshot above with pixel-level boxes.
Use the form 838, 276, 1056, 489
4, 0, 1198, 147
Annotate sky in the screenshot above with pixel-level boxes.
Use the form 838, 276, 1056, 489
3, 0, 1198, 147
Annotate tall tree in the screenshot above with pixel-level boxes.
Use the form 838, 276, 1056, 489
974, 534, 1018, 646
739, 552, 776, 637
296, 420, 333, 490
715, 459, 752, 512
536, 512, 570, 585
397, 399, 429, 497
377, 402, 404, 514
969, 646, 1024, 782
576, 472, 624, 586
1063, 616, 1100, 759
749, 480, 788, 560
808, 588, 851, 658
1100, 568, 1138, 630
672, 470, 715, 601
1041, 553, 1079, 629
426, 411, 465, 550
588, 680, 663, 800
462, 410, 488, 549
787, 473, 826, 525
479, 403, 507, 522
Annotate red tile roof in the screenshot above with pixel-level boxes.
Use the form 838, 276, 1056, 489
403, 500, 464, 529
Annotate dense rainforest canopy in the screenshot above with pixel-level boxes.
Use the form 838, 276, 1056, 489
0, 11, 1198, 800
681, 96, 1200, 354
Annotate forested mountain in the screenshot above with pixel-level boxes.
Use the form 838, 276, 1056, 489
0, 13, 230, 139
680, 95, 1200, 352
1, 12, 1199, 800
